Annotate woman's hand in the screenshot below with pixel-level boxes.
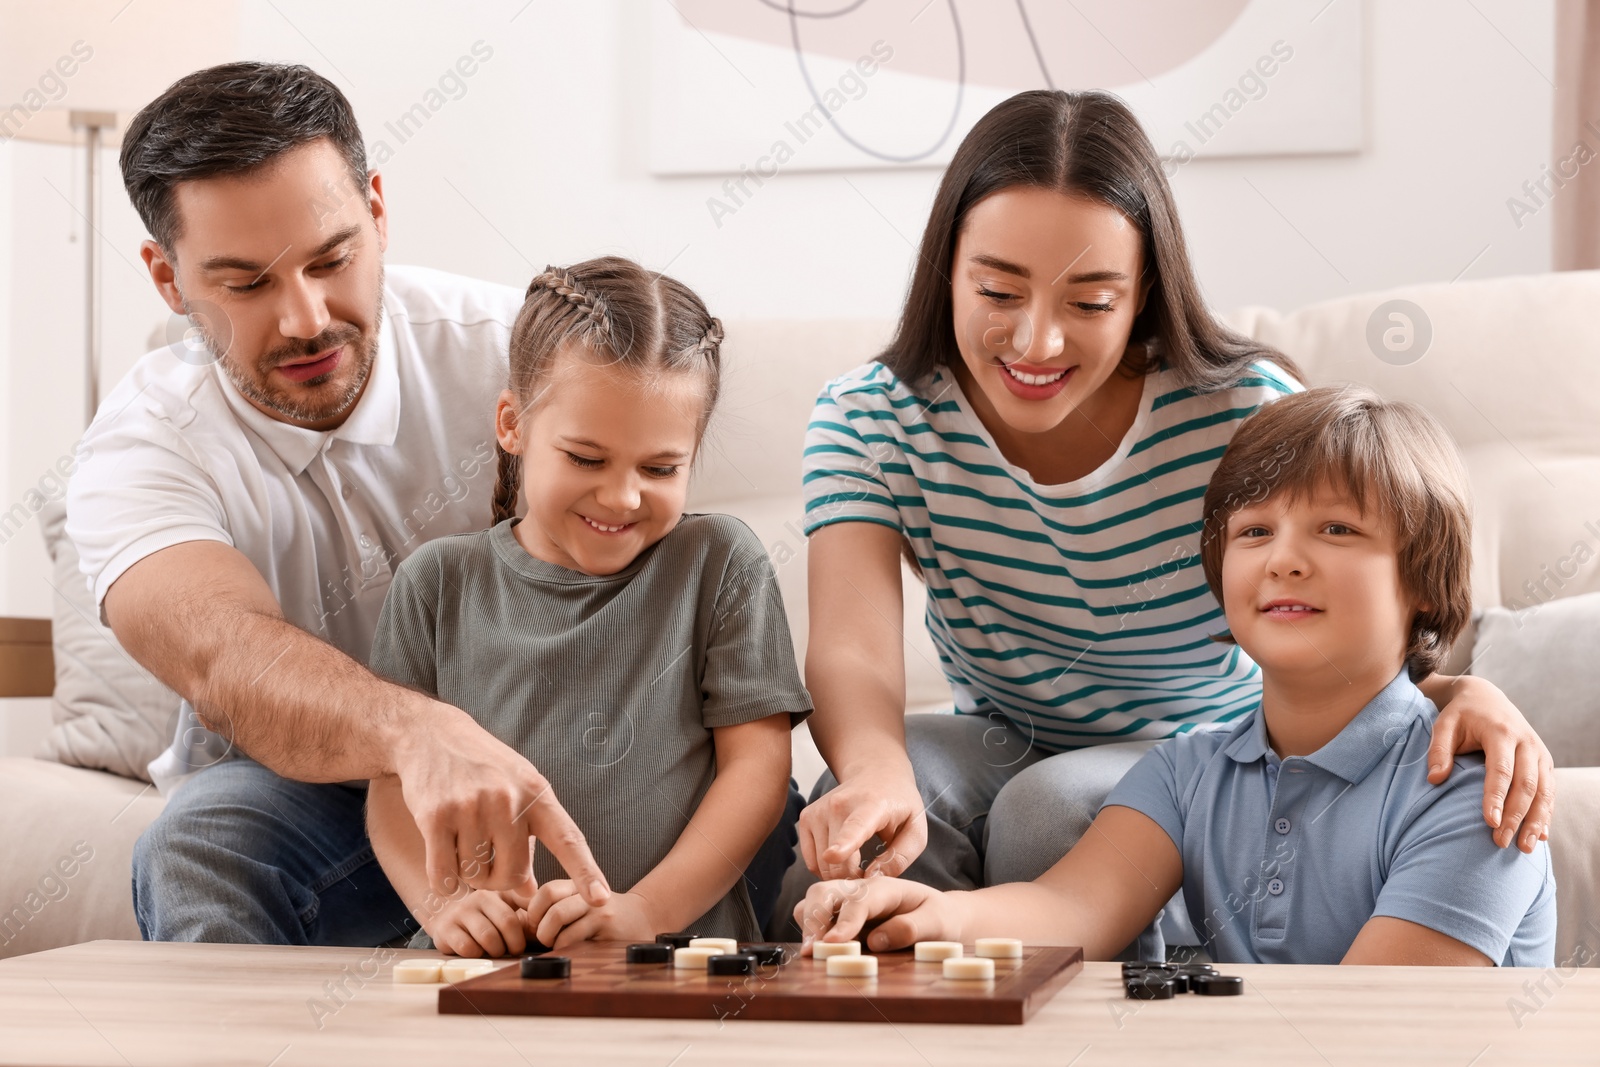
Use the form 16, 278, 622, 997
795, 876, 963, 953
798, 760, 929, 881
1425, 674, 1554, 853
524, 880, 658, 950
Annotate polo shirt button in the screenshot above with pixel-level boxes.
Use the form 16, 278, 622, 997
1274, 817, 1291, 834
342, 483, 353, 499
1267, 878, 1285, 896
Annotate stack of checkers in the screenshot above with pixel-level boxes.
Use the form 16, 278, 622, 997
1122, 962, 1243, 999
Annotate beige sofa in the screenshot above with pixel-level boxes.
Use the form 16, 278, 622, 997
4, 270, 1598, 963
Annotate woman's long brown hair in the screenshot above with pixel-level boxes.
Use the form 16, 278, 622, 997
879, 89, 1302, 393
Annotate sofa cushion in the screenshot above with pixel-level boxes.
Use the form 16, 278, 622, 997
1550, 767, 1600, 968
1470, 592, 1600, 768
0, 757, 165, 958
38, 498, 181, 783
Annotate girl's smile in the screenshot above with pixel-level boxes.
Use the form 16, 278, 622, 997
497, 349, 706, 576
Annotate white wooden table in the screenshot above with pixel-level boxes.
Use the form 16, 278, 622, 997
1, 940, 1594, 1066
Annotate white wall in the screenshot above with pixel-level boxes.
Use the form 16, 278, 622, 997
0, 0, 1556, 748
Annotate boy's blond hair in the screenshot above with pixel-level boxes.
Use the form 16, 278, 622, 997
1198, 385, 1473, 681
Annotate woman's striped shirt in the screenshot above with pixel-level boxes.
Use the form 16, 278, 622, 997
802, 358, 1304, 752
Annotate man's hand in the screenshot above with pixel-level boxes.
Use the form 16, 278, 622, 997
522, 881, 658, 950
393, 705, 611, 906
798, 760, 928, 880
1425, 675, 1555, 853
795, 876, 962, 953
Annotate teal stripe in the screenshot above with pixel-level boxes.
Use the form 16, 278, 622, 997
808, 464, 1208, 544
1151, 367, 1299, 412
830, 429, 1227, 511
926, 638, 1257, 714
923, 622, 1232, 676
927, 638, 1232, 687
910, 534, 1203, 588
941, 645, 1258, 708
805, 490, 896, 514
832, 391, 963, 415
927, 585, 1224, 645
802, 467, 882, 490
904, 491, 1206, 551
807, 417, 870, 445
960, 679, 1261, 742
843, 411, 989, 447
934, 614, 1229, 667
1129, 407, 1259, 458
802, 443, 875, 461
801, 514, 902, 537
919, 560, 1212, 617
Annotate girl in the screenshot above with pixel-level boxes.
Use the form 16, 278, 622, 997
790, 90, 1553, 923
368, 257, 810, 956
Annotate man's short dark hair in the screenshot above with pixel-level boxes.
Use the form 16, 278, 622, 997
120, 61, 367, 252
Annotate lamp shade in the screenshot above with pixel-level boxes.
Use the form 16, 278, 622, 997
0, 0, 239, 146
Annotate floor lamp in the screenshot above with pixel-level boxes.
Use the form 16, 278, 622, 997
4, 107, 127, 428
70, 109, 117, 428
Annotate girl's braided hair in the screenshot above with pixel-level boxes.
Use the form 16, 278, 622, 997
491, 256, 724, 525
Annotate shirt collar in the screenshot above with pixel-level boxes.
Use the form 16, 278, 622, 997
214, 304, 400, 476
1223, 667, 1435, 784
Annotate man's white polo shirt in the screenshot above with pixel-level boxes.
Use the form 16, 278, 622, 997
67, 265, 523, 790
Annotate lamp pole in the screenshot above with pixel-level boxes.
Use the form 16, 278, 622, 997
69, 109, 117, 427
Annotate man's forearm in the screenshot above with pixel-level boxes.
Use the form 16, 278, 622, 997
184, 607, 432, 782
106, 540, 437, 782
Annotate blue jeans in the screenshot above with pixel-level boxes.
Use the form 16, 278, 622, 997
132, 759, 803, 945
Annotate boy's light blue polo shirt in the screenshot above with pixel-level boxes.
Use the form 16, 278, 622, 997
1103, 667, 1556, 965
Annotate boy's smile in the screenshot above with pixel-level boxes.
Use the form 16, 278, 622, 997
1221, 481, 1430, 752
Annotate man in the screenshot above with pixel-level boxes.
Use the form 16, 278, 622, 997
67, 61, 799, 946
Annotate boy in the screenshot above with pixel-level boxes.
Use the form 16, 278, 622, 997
796, 385, 1555, 966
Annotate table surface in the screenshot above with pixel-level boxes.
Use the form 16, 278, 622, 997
1, 940, 1595, 1066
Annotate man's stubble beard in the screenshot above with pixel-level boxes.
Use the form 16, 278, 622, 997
185, 262, 386, 426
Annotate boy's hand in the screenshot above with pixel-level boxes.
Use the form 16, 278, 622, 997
427, 888, 531, 958
525, 880, 659, 950
1427, 675, 1554, 853
795, 876, 960, 953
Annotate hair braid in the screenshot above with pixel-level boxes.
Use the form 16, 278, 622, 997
491, 441, 522, 526
689, 316, 724, 358
527, 266, 610, 334
493, 256, 725, 527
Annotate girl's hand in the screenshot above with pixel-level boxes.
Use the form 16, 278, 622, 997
1427, 675, 1555, 853
525, 881, 659, 949
546, 892, 659, 950
427, 888, 530, 958
795, 876, 958, 953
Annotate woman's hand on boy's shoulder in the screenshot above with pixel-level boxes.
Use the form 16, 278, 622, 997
1426, 674, 1555, 853
795, 875, 960, 953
